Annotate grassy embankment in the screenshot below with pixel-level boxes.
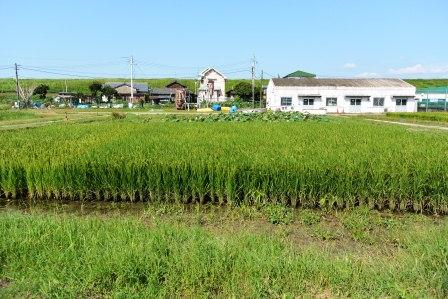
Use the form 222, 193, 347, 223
0, 115, 447, 213
385, 112, 448, 123
0, 203, 447, 298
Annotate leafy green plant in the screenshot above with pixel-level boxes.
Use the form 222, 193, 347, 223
263, 204, 293, 225
165, 111, 324, 123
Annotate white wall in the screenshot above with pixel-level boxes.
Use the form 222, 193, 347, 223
198, 69, 226, 102
266, 80, 417, 114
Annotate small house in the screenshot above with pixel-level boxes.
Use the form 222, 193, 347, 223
103, 82, 149, 103
197, 68, 226, 103
149, 88, 175, 104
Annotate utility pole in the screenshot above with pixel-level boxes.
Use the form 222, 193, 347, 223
129, 55, 135, 108
251, 55, 257, 108
259, 70, 263, 108
64, 79, 68, 93
14, 63, 20, 106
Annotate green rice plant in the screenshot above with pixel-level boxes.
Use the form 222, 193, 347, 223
0, 117, 447, 213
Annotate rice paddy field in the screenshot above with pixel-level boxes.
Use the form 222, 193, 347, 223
0, 114, 447, 213
1, 113, 448, 297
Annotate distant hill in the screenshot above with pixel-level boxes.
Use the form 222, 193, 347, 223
404, 79, 448, 89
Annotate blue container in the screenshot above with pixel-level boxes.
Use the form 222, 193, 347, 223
211, 104, 221, 111
230, 105, 238, 113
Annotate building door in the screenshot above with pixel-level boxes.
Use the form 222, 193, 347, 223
348, 98, 362, 113
395, 98, 408, 112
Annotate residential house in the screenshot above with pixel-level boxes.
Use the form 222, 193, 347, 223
266, 78, 417, 114
148, 81, 195, 104
197, 68, 226, 103
103, 82, 149, 104
149, 88, 175, 104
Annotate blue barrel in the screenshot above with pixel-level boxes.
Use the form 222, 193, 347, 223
211, 104, 221, 111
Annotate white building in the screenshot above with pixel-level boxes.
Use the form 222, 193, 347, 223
266, 78, 417, 114
197, 68, 226, 103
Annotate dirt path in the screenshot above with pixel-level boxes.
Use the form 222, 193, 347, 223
368, 119, 448, 131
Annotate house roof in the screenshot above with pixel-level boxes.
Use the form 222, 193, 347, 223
166, 80, 187, 89
199, 68, 226, 79
271, 78, 414, 88
150, 88, 175, 95
284, 70, 316, 78
104, 82, 149, 93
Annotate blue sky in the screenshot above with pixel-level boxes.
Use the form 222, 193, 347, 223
0, 0, 447, 79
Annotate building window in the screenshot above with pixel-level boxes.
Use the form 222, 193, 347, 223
350, 98, 362, 106
326, 98, 337, 106
281, 97, 292, 106
396, 98, 407, 106
373, 98, 384, 106
303, 98, 314, 106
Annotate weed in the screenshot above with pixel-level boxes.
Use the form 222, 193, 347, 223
299, 209, 322, 226
263, 204, 293, 225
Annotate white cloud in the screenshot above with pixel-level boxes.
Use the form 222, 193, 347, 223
343, 62, 357, 69
389, 64, 448, 75
355, 72, 379, 78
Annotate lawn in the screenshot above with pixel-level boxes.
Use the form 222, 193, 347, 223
0, 203, 447, 298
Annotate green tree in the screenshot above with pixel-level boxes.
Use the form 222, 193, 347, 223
101, 85, 118, 101
88, 82, 103, 98
233, 81, 260, 102
33, 84, 50, 99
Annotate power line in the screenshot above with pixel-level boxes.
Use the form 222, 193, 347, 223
19, 65, 128, 78
0, 66, 14, 70
19, 67, 99, 78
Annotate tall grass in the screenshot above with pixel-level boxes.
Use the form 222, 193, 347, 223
0, 211, 447, 297
386, 112, 448, 123
0, 118, 447, 213
0, 110, 39, 121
